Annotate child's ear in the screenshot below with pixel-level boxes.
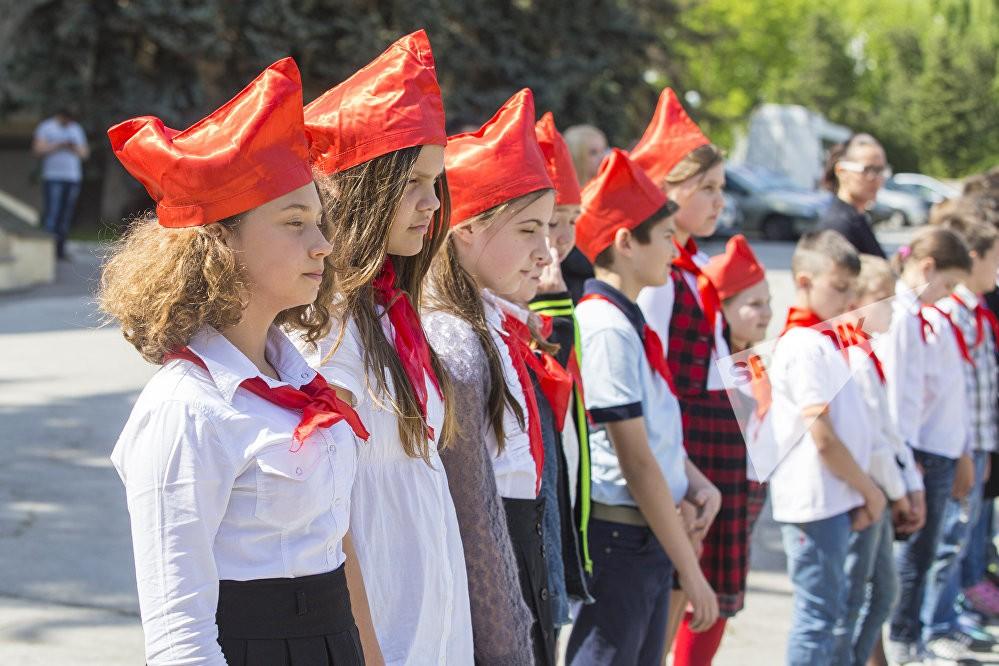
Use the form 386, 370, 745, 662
451, 224, 476, 248
612, 227, 632, 257
794, 272, 813, 290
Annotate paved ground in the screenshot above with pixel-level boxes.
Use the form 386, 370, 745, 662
3, 229, 998, 664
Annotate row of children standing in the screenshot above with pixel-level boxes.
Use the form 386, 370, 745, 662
100, 26, 999, 666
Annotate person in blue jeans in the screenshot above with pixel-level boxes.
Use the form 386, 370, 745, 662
833, 255, 926, 666
768, 231, 883, 666
880, 226, 972, 664
922, 216, 999, 654
33, 109, 89, 259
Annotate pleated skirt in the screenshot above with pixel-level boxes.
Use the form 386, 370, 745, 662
216, 566, 364, 665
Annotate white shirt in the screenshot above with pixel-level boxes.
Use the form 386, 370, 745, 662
300, 314, 474, 664
637, 251, 731, 392
34, 117, 87, 182
879, 282, 969, 459
846, 344, 918, 499
769, 327, 872, 524
576, 284, 688, 507
480, 290, 540, 500
111, 326, 360, 666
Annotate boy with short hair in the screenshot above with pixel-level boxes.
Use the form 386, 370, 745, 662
769, 230, 883, 666
566, 149, 720, 665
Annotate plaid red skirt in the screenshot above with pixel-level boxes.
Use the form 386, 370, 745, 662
680, 389, 749, 606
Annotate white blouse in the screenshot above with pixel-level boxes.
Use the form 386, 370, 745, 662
482, 289, 539, 500
111, 326, 360, 666
301, 313, 474, 665
637, 249, 731, 391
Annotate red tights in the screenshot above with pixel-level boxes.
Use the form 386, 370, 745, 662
672, 614, 727, 666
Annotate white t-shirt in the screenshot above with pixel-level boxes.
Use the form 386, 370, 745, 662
34, 117, 87, 182
299, 313, 474, 664
576, 281, 688, 508
769, 326, 872, 524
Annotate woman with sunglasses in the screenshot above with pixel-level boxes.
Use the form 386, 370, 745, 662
816, 133, 891, 258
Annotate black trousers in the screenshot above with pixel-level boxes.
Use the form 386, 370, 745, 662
503, 496, 556, 666
216, 566, 364, 665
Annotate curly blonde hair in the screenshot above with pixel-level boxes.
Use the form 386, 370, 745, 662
98, 210, 336, 365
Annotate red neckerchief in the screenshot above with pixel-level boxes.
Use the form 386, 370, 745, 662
779, 307, 825, 337
845, 339, 887, 385
930, 305, 975, 366
503, 314, 574, 433
950, 293, 999, 349
498, 314, 545, 496
671, 237, 722, 332
579, 293, 679, 396
915, 308, 932, 343
978, 297, 999, 347
373, 258, 443, 441
165, 348, 370, 449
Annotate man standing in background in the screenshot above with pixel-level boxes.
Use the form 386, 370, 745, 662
33, 109, 88, 260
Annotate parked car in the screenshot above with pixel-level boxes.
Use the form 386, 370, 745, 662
724, 164, 829, 240
875, 186, 928, 226
886, 173, 960, 205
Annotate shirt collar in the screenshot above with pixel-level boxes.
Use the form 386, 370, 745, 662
583, 278, 648, 334
952, 283, 978, 310
185, 325, 317, 403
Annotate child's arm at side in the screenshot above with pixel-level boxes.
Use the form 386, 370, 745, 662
606, 417, 719, 631
808, 408, 886, 529
682, 458, 722, 542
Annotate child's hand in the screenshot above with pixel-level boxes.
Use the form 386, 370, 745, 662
890, 495, 912, 530
678, 502, 705, 556
952, 454, 975, 499
850, 506, 873, 532
687, 485, 721, 539
536, 245, 567, 295
677, 568, 719, 632
901, 490, 926, 534
861, 483, 887, 525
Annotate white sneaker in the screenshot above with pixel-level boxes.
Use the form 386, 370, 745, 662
924, 635, 975, 664
885, 638, 923, 666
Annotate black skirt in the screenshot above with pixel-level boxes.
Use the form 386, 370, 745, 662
216, 566, 364, 666
503, 496, 556, 666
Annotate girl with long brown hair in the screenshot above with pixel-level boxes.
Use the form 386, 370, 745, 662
630, 88, 744, 664
101, 58, 377, 666
298, 31, 472, 663
423, 88, 556, 665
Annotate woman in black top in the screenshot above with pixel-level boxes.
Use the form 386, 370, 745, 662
816, 133, 890, 258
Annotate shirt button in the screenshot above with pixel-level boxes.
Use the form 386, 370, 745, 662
540, 588, 549, 601
295, 467, 303, 476
328, 544, 336, 555
300, 372, 309, 379
611, 530, 620, 538
328, 444, 336, 454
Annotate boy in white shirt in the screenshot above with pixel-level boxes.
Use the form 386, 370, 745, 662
769, 230, 884, 666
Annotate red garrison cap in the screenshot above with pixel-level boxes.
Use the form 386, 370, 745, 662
629, 87, 710, 185
575, 148, 671, 264
305, 30, 446, 175
702, 234, 766, 300
108, 57, 312, 228
535, 112, 581, 206
445, 88, 554, 226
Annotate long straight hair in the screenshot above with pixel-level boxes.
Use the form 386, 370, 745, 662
315, 146, 456, 462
